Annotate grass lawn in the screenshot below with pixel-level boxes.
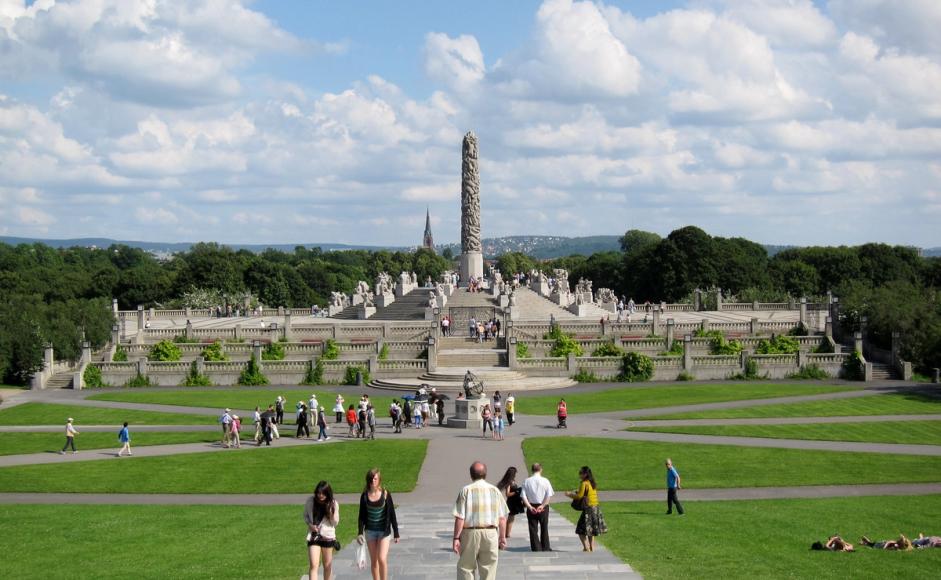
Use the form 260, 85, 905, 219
0, 440, 426, 494
522, 437, 941, 491
635, 391, 941, 420
0, 431, 220, 456
87, 388, 398, 413
0, 403, 212, 426
515, 383, 854, 415
559, 495, 941, 580
0, 504, 360, 580
629, 421, 941, 445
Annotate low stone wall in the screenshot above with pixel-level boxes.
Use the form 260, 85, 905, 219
117, 340, 426, 362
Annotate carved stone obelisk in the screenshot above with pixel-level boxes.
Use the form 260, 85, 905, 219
459, 131, 483, 284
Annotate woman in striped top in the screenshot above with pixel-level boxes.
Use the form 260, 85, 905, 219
358, 468, 400, 580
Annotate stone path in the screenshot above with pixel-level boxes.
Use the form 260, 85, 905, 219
304, 505, 639, 580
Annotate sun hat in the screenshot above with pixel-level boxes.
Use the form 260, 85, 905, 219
225, 408, 230, 413
67, 417, 73, 422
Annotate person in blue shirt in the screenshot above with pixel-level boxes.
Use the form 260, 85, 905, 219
665, 458, 684, 515
117, 422, 132, 457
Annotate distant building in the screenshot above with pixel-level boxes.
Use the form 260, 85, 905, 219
423, 207, 435, 253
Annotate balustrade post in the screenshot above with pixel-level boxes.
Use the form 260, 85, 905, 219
136, 305, 145, 345
185, 319, 193, 340
665, 319, 675, 350
854, 331, 863, 355
508, 336, 518, 370
284, 312, 293, 341
652, 309, 661, 336
715, 288, 723, 311
683, 335, 693, 371
799, 297, 807, 325
824, 316, 833, 338
427, 336, 437, 373
750, 318, 758, 335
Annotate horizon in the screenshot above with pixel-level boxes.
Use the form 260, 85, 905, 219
1, 1, 939, 247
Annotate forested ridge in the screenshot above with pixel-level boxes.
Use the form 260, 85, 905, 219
1, 226, 938, 384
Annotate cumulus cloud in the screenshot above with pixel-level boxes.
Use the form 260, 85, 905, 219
423, 33, 485, 92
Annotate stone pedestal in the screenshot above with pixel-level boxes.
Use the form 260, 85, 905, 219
441, 284, 455, 297
498, 294, 510, 308
328, 305, 344, 317
357, 306, 377, 320
460, 252, 484, 284
568, 303, 590, 317
435, 295, 448, 308
376, 293, 395, 308
551, 292, 571, 306
447, 396, 485, 429
599, 301, 617, 313
532, 280, 551, 297
424, 307, 435, 321
351, 294, 364, 306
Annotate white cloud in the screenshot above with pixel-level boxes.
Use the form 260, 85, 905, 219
830, 0, 941, 55
135, 207, 178, 224
423, 33, 485, 92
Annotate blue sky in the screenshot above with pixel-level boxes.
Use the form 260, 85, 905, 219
0, 0, 939, 247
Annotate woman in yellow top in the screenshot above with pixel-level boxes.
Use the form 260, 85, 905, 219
565, 465, 607, 552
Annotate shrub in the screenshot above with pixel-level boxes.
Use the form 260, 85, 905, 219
321, 339, 340, 360
238, 355, 269, 386
516, 342, 530, 359
112, 346, 128, 362
181, 360, 212, 387
619, 352, 654, 382
572, 369, 609, 383
278, 336, 289, 343
173, 335, 199, 344
378, 343, 390, 361
544, 326, 583, 358
787, 364, 830, 380
659, 341, 684, 356
841, 350, 865, 381
303, 358, 325, 386
756, 335, 800, 355
200, 341, 228, 362
417, 347, 428, 360
676, 371, 695, 381
262, 342, 286, 361
344, 365, 370, 386
696, 329, 743, 355
788, 324, 809, 336
83, 365, 108, 388
149, 340, 181, 362
126, 373, 152, 388
730, 358, 763, 380
591, 341, 624, 357
813, 340, 833, 354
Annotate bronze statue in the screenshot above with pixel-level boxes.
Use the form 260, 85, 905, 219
462, 370, 485, 399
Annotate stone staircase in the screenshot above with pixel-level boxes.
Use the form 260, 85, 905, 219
305, 504, 640, 579
370, 368, 575, 392
331, 289, 432, 321
437, 336, 507, 368
870, 362, 900, 380
511, 287, 610, 321
46, 371, 74, 389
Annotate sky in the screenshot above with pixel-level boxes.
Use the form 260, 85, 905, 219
0, 0, 939, 248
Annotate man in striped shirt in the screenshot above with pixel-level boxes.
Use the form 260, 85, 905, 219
452, 461, 508, 580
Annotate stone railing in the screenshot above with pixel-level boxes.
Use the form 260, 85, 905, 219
378, 359, 427, 371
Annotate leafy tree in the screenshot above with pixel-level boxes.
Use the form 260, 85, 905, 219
238, 355, 269, 386
200, 341, 228, 362
619, 352, 654, 382
149, 340, 182, 362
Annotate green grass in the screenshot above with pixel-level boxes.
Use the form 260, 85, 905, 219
0, 440, 426, 493
0, 431, 220, 456
560, 496, 941, 580
0, 403, 213, 426
87, 388, 398, 412
514, 383, 854, 415
522, 437, 941, 490
629, 421, 941, 445
0, 504, 360, 580
636, 391, 941, 420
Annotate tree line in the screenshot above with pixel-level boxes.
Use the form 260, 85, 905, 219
1, 227, 938, 383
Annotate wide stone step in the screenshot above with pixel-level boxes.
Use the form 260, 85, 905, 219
304, 504, 641, 579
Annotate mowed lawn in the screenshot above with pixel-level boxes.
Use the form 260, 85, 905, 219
635, 390, 941, 420
0, 440, 427, 494
629, 421, 941, 445
515, 383, 854, 415
561, 495, 941, 580
0, 504, 360, 580
87, 388, 399, 413
522, 437, 941, 490
0, 431, 218, 456
0, 403, 212, 425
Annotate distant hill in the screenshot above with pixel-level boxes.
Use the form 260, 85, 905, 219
925, 247, 941, 257
437, 235, 623, 259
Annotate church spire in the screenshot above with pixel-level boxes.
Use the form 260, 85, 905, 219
422, 207, 435, 253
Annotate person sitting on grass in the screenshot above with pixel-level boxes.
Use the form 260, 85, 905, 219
811, 535, 855, 552
859, 534, 913, 550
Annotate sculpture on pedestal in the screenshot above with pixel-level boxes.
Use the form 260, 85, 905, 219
462, 370, 485, 399
461, 133, 481, 253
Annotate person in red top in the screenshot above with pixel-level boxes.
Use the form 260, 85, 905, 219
556, 399, 567, 429
346, 405, 358, 437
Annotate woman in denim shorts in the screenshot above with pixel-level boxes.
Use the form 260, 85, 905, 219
357, 468, 400, 580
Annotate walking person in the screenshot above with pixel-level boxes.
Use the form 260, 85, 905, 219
492, 391, 502, 416
317, 407, 330, 441
307, 394, 318, 434
494, 411, 505, 441
303, 480, 339, 580
366, 405, 376, 440
505, 394, 515, 426
556, 398, 567, 429
565, 466, 607, 551
60, 417, 80, 454
219, 408, 232, 448
357, 468, 400, 580
495, 467, 525, 541
481, 403, 493, 439
358, 405, 368, 438
259, 408, 273, 446
452, 462, 508, 580
230, 415, 241, 448
521, 463, 555, 551
275, 396, 285, 425
347, 405, 358, 437
252, 406, 262, 444
117, 421, 132, 457
296, 403, 310, 439
435, 397, 445, 426
333, 395, 345, 423
270, 406, 281, 440
666, 458, 685, 515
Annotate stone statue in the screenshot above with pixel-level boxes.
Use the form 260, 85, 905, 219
462, 370, 485, 399
596, 287, 617, 304
576, 277, 593, 295
552, 269, 570, 294
411, 272, 418, 285
375, 272, 392, 295
575, 292, 584, 305
330, 292, 346, 308
428, 292, 436, 308
461, 132, 481, 253
509, 290, 517, 306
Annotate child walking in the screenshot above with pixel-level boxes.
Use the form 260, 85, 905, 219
494, 411, 505, 441
117, 422, 132, 456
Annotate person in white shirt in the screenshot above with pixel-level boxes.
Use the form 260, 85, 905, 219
60, 418, 79, 454
252, 406, 262, 444
520, 463, 555, 551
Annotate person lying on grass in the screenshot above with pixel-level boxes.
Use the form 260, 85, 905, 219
859, 534, 913, 550
913, 533, 941, 549
811, 535, 854, 552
